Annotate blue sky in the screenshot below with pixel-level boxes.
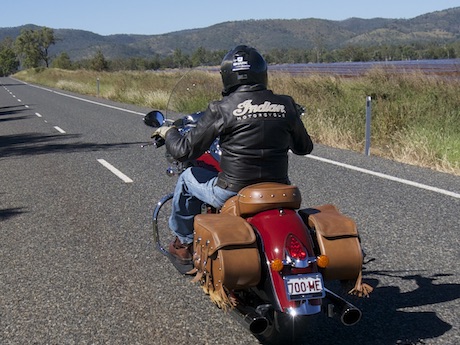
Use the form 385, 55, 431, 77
3, 0, 460, 35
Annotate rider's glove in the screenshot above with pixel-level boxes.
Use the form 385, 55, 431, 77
151, 125, 175, 139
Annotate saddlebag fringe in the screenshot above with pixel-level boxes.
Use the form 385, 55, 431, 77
192, 214, 261, 309
347, 270, 374, 297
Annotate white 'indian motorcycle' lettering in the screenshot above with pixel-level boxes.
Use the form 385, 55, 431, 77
233, 100, 286, 117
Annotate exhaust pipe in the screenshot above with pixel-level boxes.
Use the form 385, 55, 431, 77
241, 311, 270, 335
231, 303, 271, 336
323, 288, 362, 326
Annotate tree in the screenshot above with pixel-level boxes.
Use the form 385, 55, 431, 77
38, 27, 55, 67
14, 27, 55, 68
191, 46, 208, 67
15, 29, 39, 68
90, 50, 109, 71
51, 52, 73, 69
0, 38, 19, 76
172, 49, 190, 68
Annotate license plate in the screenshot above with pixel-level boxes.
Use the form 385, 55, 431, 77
284, 273, 325, 300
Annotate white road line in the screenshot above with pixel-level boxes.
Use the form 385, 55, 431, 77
97, 159, 133, 183
35, 113, 42, 117
54, 126, 66, 134
306, 154, 460, 199
19, 80, 144, 116
17, 99, 22, 102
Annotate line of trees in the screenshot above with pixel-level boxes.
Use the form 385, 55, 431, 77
48, 41, 460, 72
1, 27, 56, 76
1, 27, 459, 76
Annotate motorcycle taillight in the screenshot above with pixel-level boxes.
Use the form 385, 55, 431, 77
285, 234, 307, 261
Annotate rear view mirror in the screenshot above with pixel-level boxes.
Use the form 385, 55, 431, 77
143, 110, 165, 127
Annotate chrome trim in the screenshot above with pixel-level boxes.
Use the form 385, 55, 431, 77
283, 255, 317, 268
286, 301, 321, 316
152, 193, 174, 255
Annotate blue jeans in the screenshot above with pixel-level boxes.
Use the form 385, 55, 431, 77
169, 167, 237, 245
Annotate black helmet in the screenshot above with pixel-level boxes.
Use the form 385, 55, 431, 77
220, 45, 267, 95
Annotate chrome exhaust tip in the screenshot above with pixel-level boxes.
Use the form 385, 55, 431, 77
323, 288, 362, 326
337, 305, 362, 326
243, 312, 270, 335
232, 303, 271, 336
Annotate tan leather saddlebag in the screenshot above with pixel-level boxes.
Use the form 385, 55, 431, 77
192, 213, 261, 308
299, 204, 362, 281
299, 204, 373, 297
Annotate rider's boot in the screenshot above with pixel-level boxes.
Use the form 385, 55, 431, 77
167, 237, 194, 274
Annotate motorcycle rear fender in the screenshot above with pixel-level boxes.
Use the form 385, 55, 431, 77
247, 209, 319, 313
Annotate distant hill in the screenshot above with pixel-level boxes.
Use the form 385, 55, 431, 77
1, 7, 459, 60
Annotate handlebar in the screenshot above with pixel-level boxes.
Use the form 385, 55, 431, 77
151, 135, 165, 148
141, 135, 165, 148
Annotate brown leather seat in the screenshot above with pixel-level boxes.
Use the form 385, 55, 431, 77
221, 182, 301, 217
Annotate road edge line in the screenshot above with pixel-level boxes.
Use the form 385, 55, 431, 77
306, 154, 460, 199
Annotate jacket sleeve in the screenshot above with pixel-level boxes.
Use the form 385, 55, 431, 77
289, 106, 314, 156
165, 104, 223, 162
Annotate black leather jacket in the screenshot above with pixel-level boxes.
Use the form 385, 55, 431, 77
165, 84, 313, 192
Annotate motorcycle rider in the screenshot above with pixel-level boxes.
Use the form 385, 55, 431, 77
153, 45, 313, 272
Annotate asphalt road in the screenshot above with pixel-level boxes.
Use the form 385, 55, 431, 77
1, 77, 459, 345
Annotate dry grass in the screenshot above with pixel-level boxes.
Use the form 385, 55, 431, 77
270, 69, 460, 175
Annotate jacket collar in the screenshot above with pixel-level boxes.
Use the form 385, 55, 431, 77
234, 84, 267, 92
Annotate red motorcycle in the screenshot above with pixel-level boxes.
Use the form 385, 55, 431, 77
143, 73, 372, 344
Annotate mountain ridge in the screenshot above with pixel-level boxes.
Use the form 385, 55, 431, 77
1, 7, 459, 60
